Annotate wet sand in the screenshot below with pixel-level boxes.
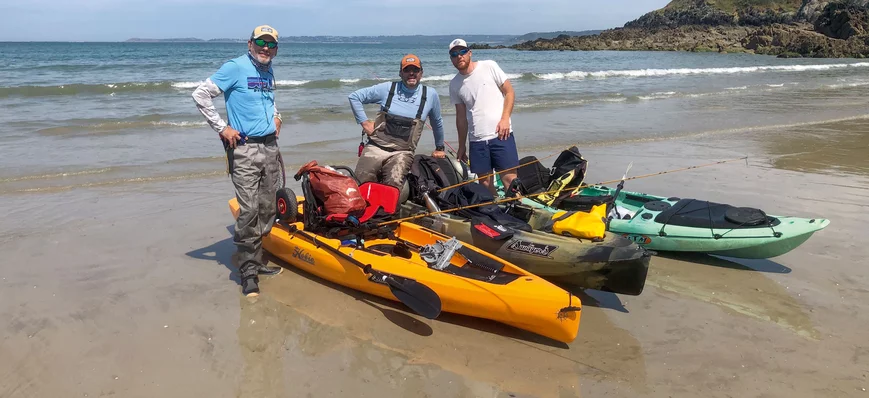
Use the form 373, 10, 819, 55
2, 115, 868, 397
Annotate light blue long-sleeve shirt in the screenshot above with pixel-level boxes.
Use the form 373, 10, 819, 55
348, 81, 445, 149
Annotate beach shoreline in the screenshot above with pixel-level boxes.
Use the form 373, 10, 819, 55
2, 116, 867, 397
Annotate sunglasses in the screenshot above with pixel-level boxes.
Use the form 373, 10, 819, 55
449, 48, 470, 58
253, 38, 278, 49
402, 67, 421, 74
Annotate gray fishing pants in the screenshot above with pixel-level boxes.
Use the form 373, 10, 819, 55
230, 135, 281, 279
354, 144, 413, 189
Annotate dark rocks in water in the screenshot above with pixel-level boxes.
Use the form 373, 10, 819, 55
468, 43, 507, 50
510, 0, 869, 58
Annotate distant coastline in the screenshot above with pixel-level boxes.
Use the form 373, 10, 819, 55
126, 38, 245, 43
124, 31, 605, 46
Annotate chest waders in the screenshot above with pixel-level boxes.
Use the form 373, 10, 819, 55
364, 82, 428, 153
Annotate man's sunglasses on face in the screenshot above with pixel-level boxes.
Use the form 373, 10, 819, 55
254, 38, 278, 49
449, 48, 470, 58
403, 67, 421, 74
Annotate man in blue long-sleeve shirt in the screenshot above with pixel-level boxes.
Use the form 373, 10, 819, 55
349, 54, 446, 189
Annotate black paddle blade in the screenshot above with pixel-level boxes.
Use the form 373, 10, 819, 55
385, 276, 442, 320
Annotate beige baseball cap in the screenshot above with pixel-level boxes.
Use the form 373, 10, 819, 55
251, 25, 279, 42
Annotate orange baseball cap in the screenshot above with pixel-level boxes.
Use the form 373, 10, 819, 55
400, 54, 422, 69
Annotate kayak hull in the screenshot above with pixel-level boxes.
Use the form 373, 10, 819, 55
229, 197, 581, 343
522, 185, 830, 259
399, 201, 651, 296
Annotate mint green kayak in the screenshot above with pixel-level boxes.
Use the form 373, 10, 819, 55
496, 179, 830, 259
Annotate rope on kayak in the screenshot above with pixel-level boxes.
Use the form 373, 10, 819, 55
378, 156, 750, 227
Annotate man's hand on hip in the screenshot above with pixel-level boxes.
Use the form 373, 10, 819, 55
220, 126, 242, 148
361, 120, 375, 136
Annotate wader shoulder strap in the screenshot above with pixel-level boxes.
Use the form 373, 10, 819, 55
383, 82, 398, 112
415, 86, 428, 119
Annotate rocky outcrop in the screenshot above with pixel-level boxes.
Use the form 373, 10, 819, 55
814, 1, 869, 38
795, 0, 868, 23
743, 22, 869, 56
624, 1, 738, 28
468, 43, 507, 49
512, 27, 754, 53
511, 0, 869, 58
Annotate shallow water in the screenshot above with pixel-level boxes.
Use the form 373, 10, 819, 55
2, 43, 869, 194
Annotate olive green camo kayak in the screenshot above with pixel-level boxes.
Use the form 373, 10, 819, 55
398, 199, 652, 296
404, 155, 652, 296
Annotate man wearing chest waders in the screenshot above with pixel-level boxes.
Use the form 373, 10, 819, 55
349, 54, 446, 190
192, 25, 284, 298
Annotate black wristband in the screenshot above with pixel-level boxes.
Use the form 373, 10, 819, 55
436, 145, 445, 151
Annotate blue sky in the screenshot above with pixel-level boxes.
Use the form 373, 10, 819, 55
0, 0, 671, 41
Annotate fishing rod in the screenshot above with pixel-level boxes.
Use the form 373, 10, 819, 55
608, 162, 633, 223
433, 146, 569, 193
378, 156, 749, 226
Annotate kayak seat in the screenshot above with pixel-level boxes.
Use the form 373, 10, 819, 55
654, 199, 780, 229
325, 182, 399, 224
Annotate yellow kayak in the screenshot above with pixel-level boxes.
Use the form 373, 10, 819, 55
228, 194, 582, 343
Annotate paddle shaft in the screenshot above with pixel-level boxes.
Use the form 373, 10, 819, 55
291, 229, 442, 319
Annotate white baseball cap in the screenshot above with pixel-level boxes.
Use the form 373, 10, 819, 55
448, 38, 468, 51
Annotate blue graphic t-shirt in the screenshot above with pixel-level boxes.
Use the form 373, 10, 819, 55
210, 54, 276, 137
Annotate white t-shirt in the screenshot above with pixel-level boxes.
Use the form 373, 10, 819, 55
449, 60, 512, 142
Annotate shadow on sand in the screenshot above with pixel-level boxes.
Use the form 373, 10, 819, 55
184, 226, 241, 284
656, 251, 792, 274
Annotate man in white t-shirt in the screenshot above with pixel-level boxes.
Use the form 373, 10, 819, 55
447, 38, 519, 195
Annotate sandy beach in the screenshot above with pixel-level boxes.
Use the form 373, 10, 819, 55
2, 111, 868, 398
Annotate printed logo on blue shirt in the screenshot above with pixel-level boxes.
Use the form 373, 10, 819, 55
396, 88, 417, 104
247, 76, 275, 93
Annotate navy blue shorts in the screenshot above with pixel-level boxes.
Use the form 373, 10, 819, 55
468, 133, 520, 176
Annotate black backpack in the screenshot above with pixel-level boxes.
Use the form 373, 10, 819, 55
550, 146, 587, 182
408, 154, 465, 201
515, 155, 551, 195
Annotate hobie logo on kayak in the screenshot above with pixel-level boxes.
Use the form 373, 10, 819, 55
293, 247, 315, 265
507, 240, 558, 258
622, 234, 652, 245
